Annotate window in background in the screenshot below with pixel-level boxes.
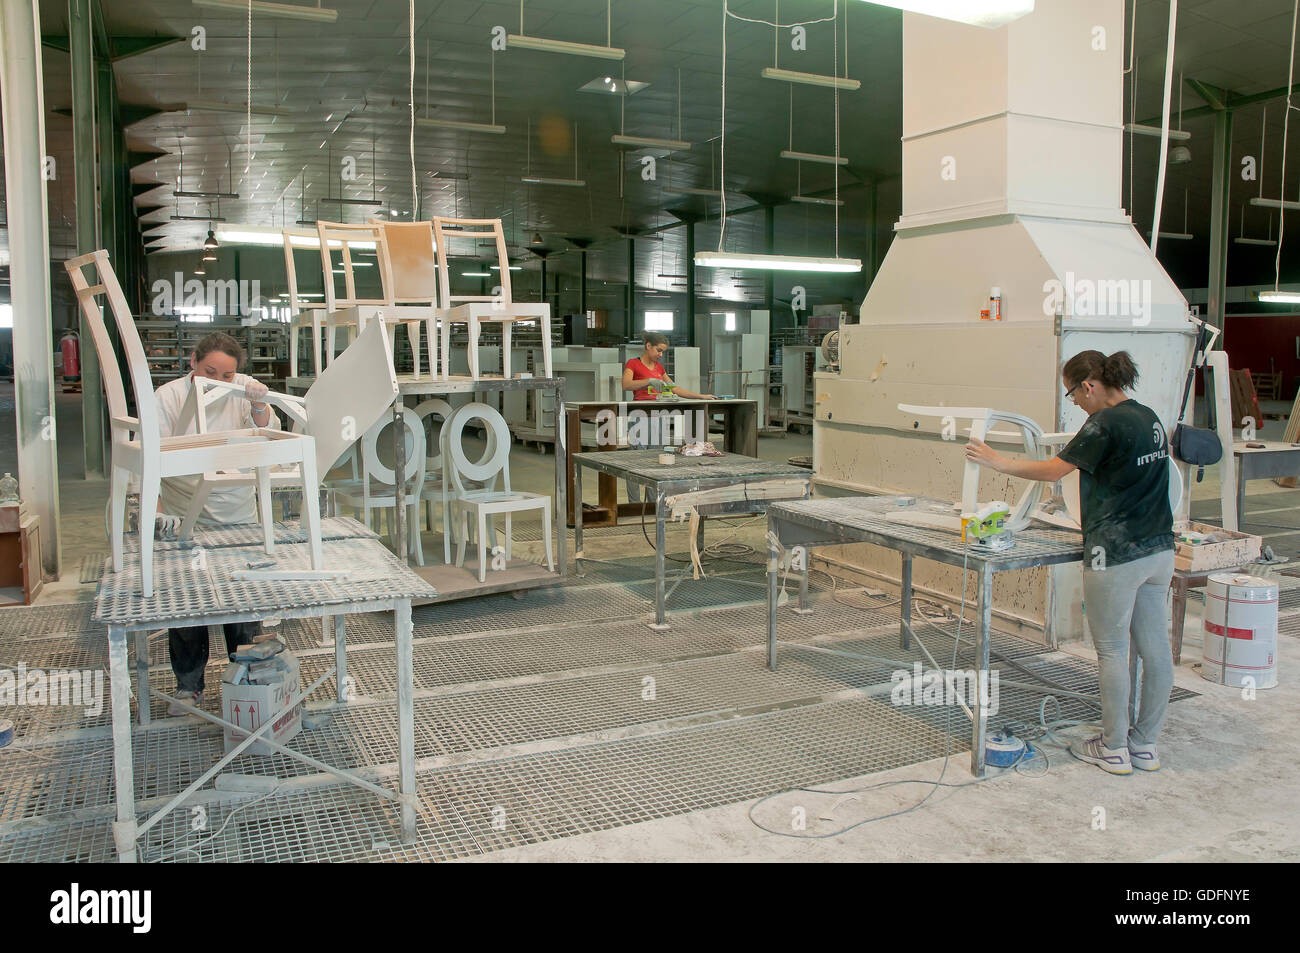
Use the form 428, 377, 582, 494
176, 305, 215, 323
644, 310, 674, 331
0, 305, 12, 329
713, 311, 737, 332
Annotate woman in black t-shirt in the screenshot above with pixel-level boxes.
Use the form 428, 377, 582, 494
964, 350, 1175, 776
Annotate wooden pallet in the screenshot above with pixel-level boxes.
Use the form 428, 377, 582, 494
1276, 387, 1300, 487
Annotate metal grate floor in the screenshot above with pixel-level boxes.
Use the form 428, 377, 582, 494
1, 549, 1208, 863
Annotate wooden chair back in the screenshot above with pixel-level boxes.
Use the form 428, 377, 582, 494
381, 221, 439, 306
316, 221, 395, 312
431, 216, 512, 309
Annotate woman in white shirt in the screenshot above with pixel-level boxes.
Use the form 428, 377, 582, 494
154, 332, 276, 712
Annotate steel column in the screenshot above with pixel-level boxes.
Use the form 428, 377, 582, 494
764, 204, 775, 313
69, 0, 105, 477
625, 237, 635, 336
1, 0, 62, 577
685, 220, 696, 346
1207, 107, 1233, 335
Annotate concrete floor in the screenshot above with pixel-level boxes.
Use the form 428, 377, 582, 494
2, 380, 1298, 862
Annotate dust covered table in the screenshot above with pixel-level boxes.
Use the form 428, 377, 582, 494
573, 450, 810, 628
765, 497, 1083, 776
93, 517, 437, 862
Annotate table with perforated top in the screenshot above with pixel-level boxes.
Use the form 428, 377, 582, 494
574, 450, 811, 629
95, 516, 438, 862
765, 496, 1084, 776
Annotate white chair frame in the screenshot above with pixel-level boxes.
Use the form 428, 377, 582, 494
432, 217, 553, 381
65, 249, 323, 597
334, 408, 427, 564
441, 402, 554, 582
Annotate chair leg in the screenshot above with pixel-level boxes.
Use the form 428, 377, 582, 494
300, 451, 323, 570
409, 502, 424, 566
110, 465, 129, 572
407, 322, 422, 380
501, 322, 513, 379
456, 508, 469, 568
290, 323, 300, 379
325, 320, 337, 370
505, 513, 512, 561
312, 317, 324, 375
540, 315, 552, 379
138, 469, 160, 599
180, 480, 212, 540
542, 502, 554, 572
468, 319, 481, 379
256, 467, 274, 555
477, 512, 488, 583
441, 320, 453, 380
426, 318, 439, 380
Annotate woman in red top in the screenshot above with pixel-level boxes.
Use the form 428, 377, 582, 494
621, 332, 714, 401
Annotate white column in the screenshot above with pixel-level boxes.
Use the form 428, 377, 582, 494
0, 0, 62, 577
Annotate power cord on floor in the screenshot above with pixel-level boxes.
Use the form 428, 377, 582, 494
638, 507, 759, 565
146, 783, 285, 863
748, 543, 973, 838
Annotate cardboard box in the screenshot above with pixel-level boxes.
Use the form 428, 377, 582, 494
222, 650, 302, 756
1173, 520, 1262, 573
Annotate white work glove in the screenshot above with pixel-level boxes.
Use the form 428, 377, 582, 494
244, 379, 269, 405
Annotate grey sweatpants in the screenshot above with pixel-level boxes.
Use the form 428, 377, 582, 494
1081, 548, 1176, 750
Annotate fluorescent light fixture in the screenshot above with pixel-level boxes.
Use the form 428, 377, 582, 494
215, 226, 374, 249
1124, 122, 1192, 141
611, 134, 691, 151
171, 214, 227, 222
1250, 197, 1300, 211
781, 150, 848, 166
1234, 237, 1278, 246
521, 176, 586, 187
490, 265, 523, 271
695, 251, 862, 273
580, 77, 648, 95
318, 197, 383, 207
426, 170, 471, 180
176, 190, 240, 200
858, 0, 1034, 28
462, 271, 492, 277
508, 34, 625, 60
186, 100, 293, 118
1259, 290, 1300, 303
761, 67, 860, 91
1147, 231, 1193, 240
792, 195, 845, 206
192, 0, 338, 22
664, 186, 723, 198
416, 117, 506, 135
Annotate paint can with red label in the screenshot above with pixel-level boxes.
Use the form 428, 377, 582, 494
1202, 573, 1278, 689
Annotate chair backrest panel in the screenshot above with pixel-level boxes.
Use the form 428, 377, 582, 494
63, 250, 159, 449
382, 221, 439, 305
303, 318, 399, 476
413, 398, 454, 472
431, 216, 512, 308
361, 406, 425, 491
281, 228, 328, 315
316, 221, 395, 311
442, 402, 513, 495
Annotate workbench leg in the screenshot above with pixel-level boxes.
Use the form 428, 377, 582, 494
135, 628, 151, 727
1237, 458, 1247, 526
650, 491, 669, 631
334, 615, 348, 703
1170, 579, 1187, 666
109, 625, 138, 862
767, 519, 780, 670
971, 566, 993, 778
395, 600, 417, 843
900, 553, 913, 650
795, 548, 812, 615
573, 463, 585, 576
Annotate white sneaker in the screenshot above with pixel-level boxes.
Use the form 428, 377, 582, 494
1127, 734, 1160, 771
1069, 734, 1132, 775
169, 689, 203, 716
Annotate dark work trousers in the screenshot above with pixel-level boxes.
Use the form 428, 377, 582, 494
169, 622, 262, 693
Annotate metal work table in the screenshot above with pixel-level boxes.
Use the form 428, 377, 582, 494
563, 398, 759, 527
765, 497, 1083, 776
1233, 440, 1300, 525
574, 450, 810, 629
94, 516, 438, 862
287, 373, 568, 600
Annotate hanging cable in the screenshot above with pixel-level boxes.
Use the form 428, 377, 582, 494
1274, 0, 1300, 293
246, 0, 252, 175
409, 0, 417, 217
1148, 0, 1177, 254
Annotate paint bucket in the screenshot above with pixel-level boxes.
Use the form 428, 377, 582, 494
1202, 573, 1278, 689
0, 719, 13, 749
